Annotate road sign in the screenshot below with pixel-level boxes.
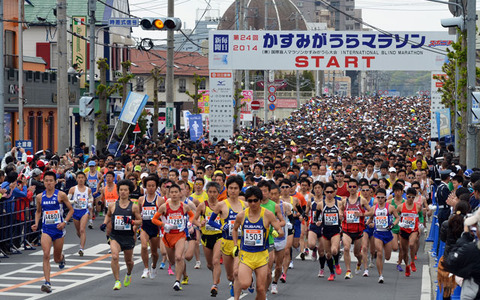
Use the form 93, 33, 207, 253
15, 140, 33, 160
269, 103, 276, 111
108, 18, 139, 27
268, 86, 276, 94
268, 95, 276, 102
251, 100, 260, 110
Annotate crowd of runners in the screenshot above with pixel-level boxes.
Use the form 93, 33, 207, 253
3, 95, 480, 299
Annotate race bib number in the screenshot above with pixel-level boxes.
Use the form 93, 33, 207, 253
243, 229, 263, 246
106, 198, 116, 208
401, 216, 415, 229
74, 198, 88, 210
205, 213, 221, 231
228, 220, 235, 236
87, 179, 97, 189
375, 216, 388, 229
114, 215, 131, 231
43, 210, 61, 225
324, 213, 338, 226
167, 214, 184, 231
346, 211, 360, 223
142, 206, 156, 220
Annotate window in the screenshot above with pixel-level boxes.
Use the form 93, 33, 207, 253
158, 79, 165, 93
5, 31, 15, 68
178, 78, 186, 93
136, 77, 144, 92
199, 79, 206, 90
50, 43, 58, 69
36, 112, 43, 150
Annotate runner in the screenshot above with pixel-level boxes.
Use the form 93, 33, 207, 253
152, 183, 199, 291
194, 181, 223, 297
99, 171, 118, 217
137, 175, 160, 279
207, 175, 246, 297
232, 186, 284, 300
85, 160, 101, 228
68, 172, 93, 256
389, 183, 406, 272
307, 181, 326, 276
340, 179, 373, 279
314, 182, 343, 281
367, 188, 400, 283
359, 181, 376, 277
31, 171, 74, 293
101, 179, 142, 290
270, 184, 292, 294
397, 187, 422, 277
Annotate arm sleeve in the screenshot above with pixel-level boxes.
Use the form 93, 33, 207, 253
151, 212, 164, 227
187, 210, 195, 223
314, 209, 321, 222
207, 212, 222, 230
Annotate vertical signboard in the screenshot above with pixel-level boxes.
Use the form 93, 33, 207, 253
209, 71, 233, 142
72, 16, 87, 88
198, 90, 210, 114
430, 72, 447, 139
240, 90, 253, 121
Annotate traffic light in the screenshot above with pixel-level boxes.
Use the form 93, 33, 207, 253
79, 96, 94, 118
140, 17, 182, 31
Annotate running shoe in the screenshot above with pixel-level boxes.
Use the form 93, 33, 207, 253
312, 250, 317, 261
318, 269, 325, 278
378, 275, 384, 284
124, 274, 132, 287
194, 261, 201, 269
248, 279, 255, 293
181, 276, 189, 285
229, 281, 234, 297
280, 273, 287, 283
88, 221, 93, 229
411, 262, 417, 272
271, 283, 278, 294
113, 280, 121, 290
289, 261, 294, 269
405, 265, 411, 277
355, 263, 362, 275
414, 255, 417, 260
211, 285, 218, 297
142, 268, 150, 279
368, 258, 374, 268
363, 270, 369, 277
168, 265, 174, 275
344, 271, 352, 279
327, 274, 335, 281
173, 281, 182, 291
58, 254, 66, 269
78, 249, 84, 257
304, 248, 310, 255
150, 265, 157, 279
396, 264, 404, 272
159, 262, 166, 269
300, 252, 306, 261
41, 281, 52, 293
335, 264, 342, 275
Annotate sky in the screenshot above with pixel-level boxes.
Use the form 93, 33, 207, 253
127, 0, 467, 40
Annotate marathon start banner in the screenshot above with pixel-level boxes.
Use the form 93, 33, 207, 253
209, 30, 453, 71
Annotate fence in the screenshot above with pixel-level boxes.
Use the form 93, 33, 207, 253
0, 196, 38, 258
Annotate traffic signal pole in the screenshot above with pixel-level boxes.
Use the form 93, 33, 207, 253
88, 0, 96, 150
165, 0, 174, 137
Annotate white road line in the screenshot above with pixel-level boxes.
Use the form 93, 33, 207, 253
0, 277, 77, 282
76, 265, 111, 271
295, 250, 400, 265
58, 272, 102, 277
226, 292, 248, 300
0, 284, 39, 289
81, 244, 110, 256
421, 265, 431, 300
0, 292, 39, 297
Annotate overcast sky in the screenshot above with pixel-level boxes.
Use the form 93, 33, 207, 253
129, 0, 464, 40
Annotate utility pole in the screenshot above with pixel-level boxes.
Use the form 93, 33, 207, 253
0, 0, 4, 157
466, 0, 477, 168
295, 12, 300, 109
57, 0, 69, 153
152, 67, 160, 141
263, 0, 268, 123
18, 0, 24, 139
165, 0, 174, 137
88, 0, 96, 149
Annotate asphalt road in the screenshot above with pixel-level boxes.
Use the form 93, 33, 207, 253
0, 219, 431, 300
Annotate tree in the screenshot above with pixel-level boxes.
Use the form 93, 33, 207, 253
185, 73, 206, 114
96, 58, 117, 152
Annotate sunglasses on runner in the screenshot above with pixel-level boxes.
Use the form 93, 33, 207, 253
247, 198, 260, 203
325, 191, 334, 194
348, 186, 357, 189
281, 186, 290, 189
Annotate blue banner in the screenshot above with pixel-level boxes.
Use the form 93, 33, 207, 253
189, 114, 203, 142
119, 92, 149, 125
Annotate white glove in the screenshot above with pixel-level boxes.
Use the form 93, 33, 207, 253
428, 204, 437, 211
287, 222, 293, 230
419, 223, 425, 232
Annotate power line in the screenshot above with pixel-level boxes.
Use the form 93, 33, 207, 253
96, 0, 140, 19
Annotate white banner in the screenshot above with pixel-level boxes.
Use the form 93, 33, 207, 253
430, 72, 447, 139
209, 31, 453, 71
209, 71, 233, 142
119, 92, 149, 125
